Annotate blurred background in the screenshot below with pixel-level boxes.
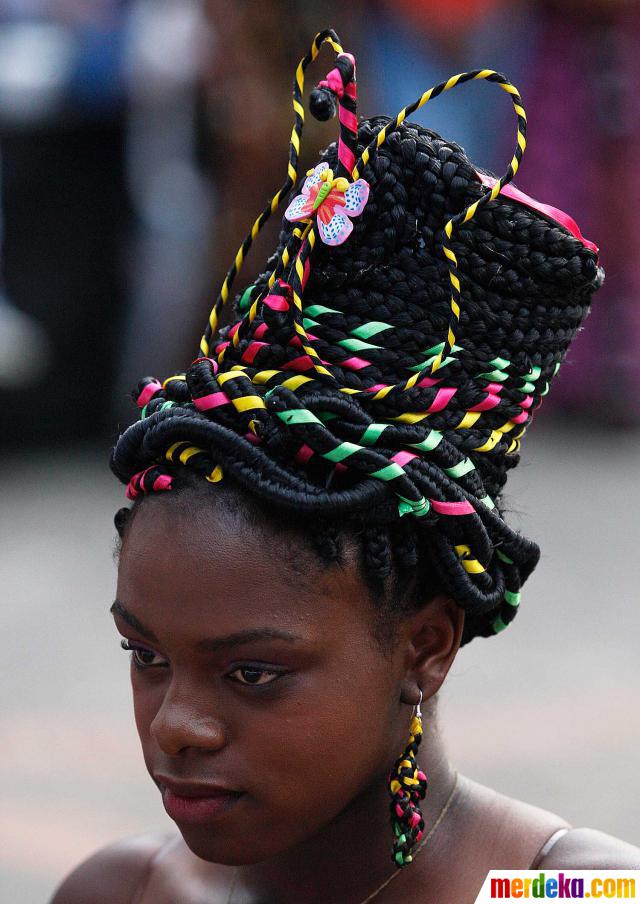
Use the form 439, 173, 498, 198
1, 0, 638, 900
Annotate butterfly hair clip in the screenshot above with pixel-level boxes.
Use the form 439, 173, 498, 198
284, 162, 370, 246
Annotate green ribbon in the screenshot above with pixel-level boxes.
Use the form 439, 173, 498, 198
504, 589, 521, 607
141, 400, 174, 421
408, 430, 443, 452
370, 462, 405, 481
276, 409, 321, 426
304, 303, 341, 317
350, 321, 393, 340
444, 457, 475, 479
359, 423, 389, 445
322, 441, 362, 463
337, 337, 381, 352
492, 616, 508, 633
238, 284, 256, 312
397, 495, 430, 518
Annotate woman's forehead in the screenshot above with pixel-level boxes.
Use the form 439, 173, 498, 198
116, 491, 372, 641
123, 485, 357, 574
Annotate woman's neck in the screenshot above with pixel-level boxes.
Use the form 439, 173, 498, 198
232, 727, 457, 904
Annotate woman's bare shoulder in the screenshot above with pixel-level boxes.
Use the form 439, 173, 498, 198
457, 776, 640, 869
49, 830, 177, 904
539, 827, 640, 869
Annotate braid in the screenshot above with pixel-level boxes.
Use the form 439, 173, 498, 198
111, 36, 603, 645
362, 525, 393, 581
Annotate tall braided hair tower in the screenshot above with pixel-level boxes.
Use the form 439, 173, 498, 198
111, 29, 602, 870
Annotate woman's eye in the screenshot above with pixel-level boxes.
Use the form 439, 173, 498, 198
120, 641, 281, 686
120, 639, 164, 669
227, 666, 281, 686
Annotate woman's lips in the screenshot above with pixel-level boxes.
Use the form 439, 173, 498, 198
160, 785, 243, 824
159, 779, 242, 823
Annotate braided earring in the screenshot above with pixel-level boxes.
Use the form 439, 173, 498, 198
388, 689, 428, 868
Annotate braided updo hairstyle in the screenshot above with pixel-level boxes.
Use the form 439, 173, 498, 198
111, 33, 603, 647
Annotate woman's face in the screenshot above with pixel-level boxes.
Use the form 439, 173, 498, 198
113, 489, 414, 864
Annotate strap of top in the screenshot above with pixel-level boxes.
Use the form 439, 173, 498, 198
529, 827, 571, 869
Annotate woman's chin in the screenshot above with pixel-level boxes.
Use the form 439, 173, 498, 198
177, 824, 282, 866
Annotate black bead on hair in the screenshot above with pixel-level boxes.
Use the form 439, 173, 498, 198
309, 53, 355, 121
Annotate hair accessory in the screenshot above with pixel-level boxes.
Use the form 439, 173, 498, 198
475, 171, 599, 255
387, 689, 428, 868
135, 378, 163, 409
111, 27, 603, 647
126, 466, 173, 501
310, 50, 358, 175
284, 162, 370, 246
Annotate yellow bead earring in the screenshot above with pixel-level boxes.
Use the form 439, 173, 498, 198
387, 689, 428, 868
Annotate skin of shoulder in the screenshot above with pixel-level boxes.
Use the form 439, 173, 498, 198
49, 831, 176, 904
539, 827, 640, 869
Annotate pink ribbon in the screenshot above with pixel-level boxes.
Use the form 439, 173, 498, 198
136, 380, 162, 408
318, 67, 344, 99
476, 171, 599, 256
430, 498, 475, 516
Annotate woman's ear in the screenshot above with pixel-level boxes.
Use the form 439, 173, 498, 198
399, 595, 464, 704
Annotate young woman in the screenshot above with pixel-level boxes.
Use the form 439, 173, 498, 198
51, 29, 640, 904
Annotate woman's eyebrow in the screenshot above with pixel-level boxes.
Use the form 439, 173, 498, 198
111, 600, 158, 641
110, 600, 303, 651
194, 628, 303, 653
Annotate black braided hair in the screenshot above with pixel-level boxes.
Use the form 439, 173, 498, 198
111, 115, 603, 646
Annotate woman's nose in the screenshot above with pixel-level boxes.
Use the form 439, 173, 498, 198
149, 682, 227, 755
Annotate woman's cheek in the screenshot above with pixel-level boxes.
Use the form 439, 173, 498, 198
131, 677, 160, 744
239, 720, 354, 847
246, 688, 387, 805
